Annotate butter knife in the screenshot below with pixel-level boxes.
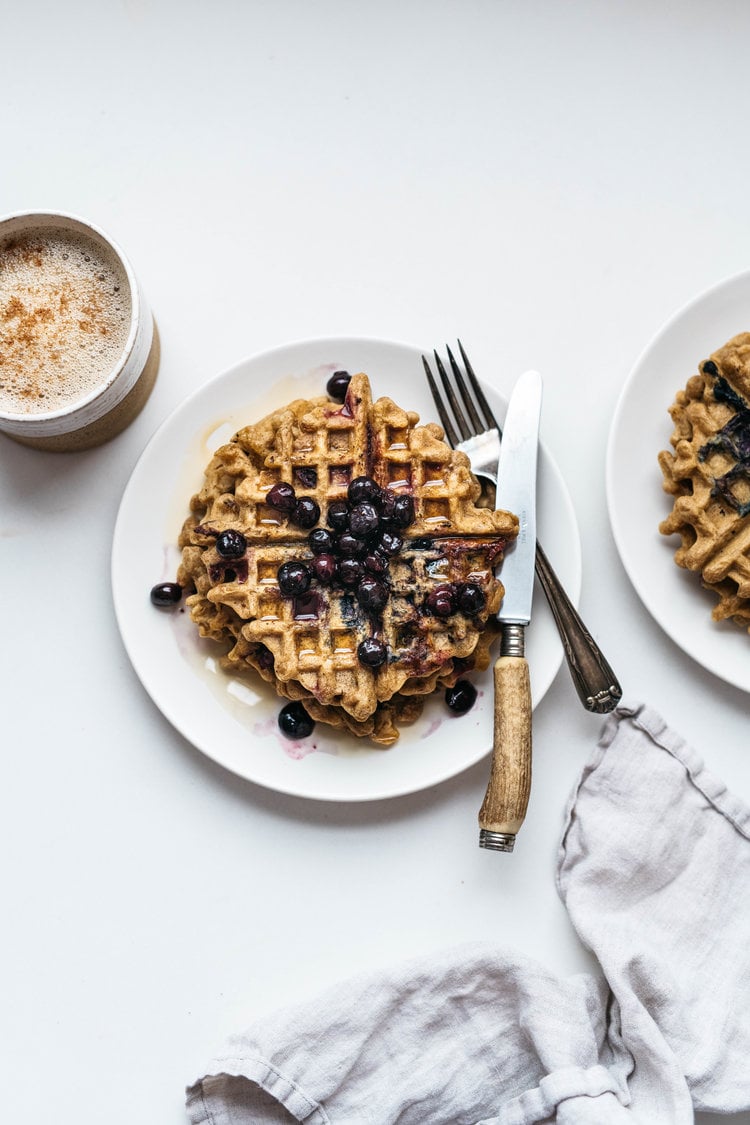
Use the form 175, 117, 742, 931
478, 369, 543, 853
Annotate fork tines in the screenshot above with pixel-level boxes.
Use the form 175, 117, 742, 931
422, 340, 500, 445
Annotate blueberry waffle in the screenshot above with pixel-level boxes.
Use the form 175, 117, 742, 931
177, 373, 518, 740
218, 617, 502, 746
658, 332, 750, 632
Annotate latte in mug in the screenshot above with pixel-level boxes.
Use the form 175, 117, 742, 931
0, 211, 158, 451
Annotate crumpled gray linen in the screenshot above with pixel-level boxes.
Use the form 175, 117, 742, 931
185, 701, 750, 1124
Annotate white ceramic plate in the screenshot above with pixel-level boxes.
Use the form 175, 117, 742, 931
607, 270, 750, 693
112, 337, 581, 801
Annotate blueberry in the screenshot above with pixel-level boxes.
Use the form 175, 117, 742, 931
267, 481, 297, 511
295, 466, 318, 489
348, 501, 380, 538
378, 490, 397, 523
348, 476, 381, 505
326, 500, 350, 532
150, 582, 182, 607
364, 551, 389, 575
337, 532, 366, 558
278, 701, 315, 739
357, 637, 388, 667
457, 582, 486, 615
430, 595, 453, 617
293, 497, 321, 529
337, 558, 365, 587
426, 583, 456, 615
445, 680, 478, 715
312, 554, 337, 585
309, 528, 335, 555
216, 529, 247, 558
702, 360, 719, 377
357, 577, 389, 613
326, 370, 351, 402
377, 530, 403, 557
277, 561, 312, 596
392, 494, 415, 528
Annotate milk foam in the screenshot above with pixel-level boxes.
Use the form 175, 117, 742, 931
0, 226, 132, 415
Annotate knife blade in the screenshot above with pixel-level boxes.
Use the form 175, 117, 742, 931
478, 368, 543, 853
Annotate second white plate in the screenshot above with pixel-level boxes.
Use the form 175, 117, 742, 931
113, 336, 581, 801
607, 270, 750, 693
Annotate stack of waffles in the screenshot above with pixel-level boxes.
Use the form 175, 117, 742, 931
658, 332, 750, 632
178, 372, 518, 744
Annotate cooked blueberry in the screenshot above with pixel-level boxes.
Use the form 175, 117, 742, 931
357, 577, 389, 612
327, 500, 350, 531
293, 497, 321, 529
337, 532, 366, 558
255, 644, 274, 670
392, 494, 415, 528
312, 554, 337, 585
702, 360, 719, 377
326, 370, 351, 402
216, 529, 247, 558
349, 501, 380, 538
348, 475, 381, 505
411, 537, 434, 550
278, 701, 315, 739
277, 561, 312, 596
378, 490, 397, 523
309, 528, 335, 555
445, 680, 478, 714
457, 582, 486, 615
377, 530, 403, 556
426, 584, 456, 617
432, 595, 454, 617
364, 551, 389, 575
294, 466, 318, 489
267, 481, 297, 511
358, 637, 388, 667
150, 582, 182, 607
337, 558, 365, 586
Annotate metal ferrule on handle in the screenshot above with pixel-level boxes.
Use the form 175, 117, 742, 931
500, 621, 526, 658
479, 830, 516, 852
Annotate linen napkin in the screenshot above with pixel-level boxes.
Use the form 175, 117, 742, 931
185, 701, 750, 1124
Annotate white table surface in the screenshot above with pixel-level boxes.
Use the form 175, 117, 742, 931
2, 3, 749, 1122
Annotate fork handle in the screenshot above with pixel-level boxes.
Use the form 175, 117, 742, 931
534, 541, 622, 714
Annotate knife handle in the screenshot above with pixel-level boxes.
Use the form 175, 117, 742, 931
478, 626, 532, 853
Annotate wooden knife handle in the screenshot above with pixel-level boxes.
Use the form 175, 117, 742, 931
478, 647, 532, 852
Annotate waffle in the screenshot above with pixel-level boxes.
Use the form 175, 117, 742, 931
178, 373, 517, 739
216, 619, 502, 746
658, 332, 750, 632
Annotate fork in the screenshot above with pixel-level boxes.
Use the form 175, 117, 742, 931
423, 341, 622, 715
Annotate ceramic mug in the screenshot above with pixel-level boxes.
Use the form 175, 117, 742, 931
0, 210, 159, 451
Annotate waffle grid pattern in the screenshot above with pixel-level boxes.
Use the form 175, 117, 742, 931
658, 333, 750, 631
179, 373, 517, 735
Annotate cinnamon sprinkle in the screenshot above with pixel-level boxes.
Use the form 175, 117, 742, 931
0, 227, 131, 414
